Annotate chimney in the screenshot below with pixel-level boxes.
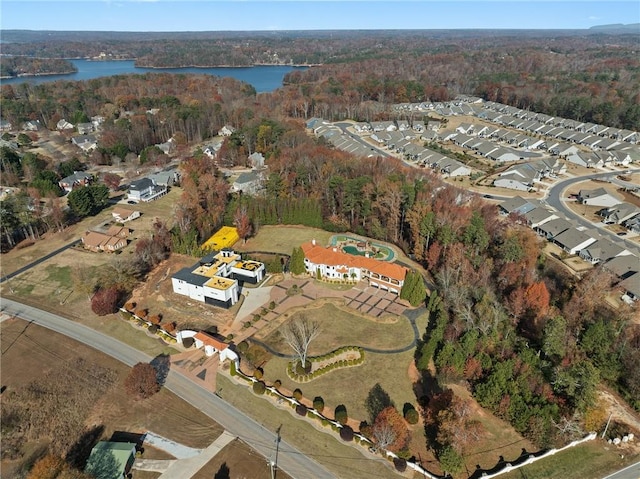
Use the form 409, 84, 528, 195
312, 239, 316, 246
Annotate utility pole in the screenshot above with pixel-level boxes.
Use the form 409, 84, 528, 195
602, 413, 613, 439
269, 425, 282, 479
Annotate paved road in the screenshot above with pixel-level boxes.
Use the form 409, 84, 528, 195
545, 169, 640, 252
0, 298, 337, 479
602, 461, 640, 479
0, 239, 80, 283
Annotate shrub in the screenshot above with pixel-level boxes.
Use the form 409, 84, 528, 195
295, 361, 311, 375
148, 324, 158, 334
335, 404, 348, 425
274, 379, 282, 388
253, 314, 261, 322
226, 334, 234, 341
163, 322, 176, 334
404, 408, 419, 425
340, 426, 354, 442
243, 321, 252, 329
124, 301, 136, 311
313, 396, 325, 412
237, 341, 249, 353
91, 287, 121, 316
393, 457, 407, 472
120, 310, 133, 320
148, 314, 162, 325
124, 362, 160, 399
135, 308, 148, 318
254, 368, 263, 380
293, 388, 303, 401
252, 381, 266, 395
230, 362, 237, 376
296, 404, 308, 416
182, 337, 195, 348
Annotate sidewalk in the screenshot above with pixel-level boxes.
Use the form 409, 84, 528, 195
156, 431, 236, 479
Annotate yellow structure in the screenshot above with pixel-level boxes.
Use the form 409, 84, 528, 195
202, 226, 240, 251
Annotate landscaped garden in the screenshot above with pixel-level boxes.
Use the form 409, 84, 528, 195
331, 234, 396, 261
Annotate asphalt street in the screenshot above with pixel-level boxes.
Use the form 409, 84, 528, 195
545, 168, 640, 252
0, 298, 337, 479
601, 461, 640, 479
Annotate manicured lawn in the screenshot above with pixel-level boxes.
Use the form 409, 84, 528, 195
236, 225, 333, 254
498, 440, 639, 479
259, 302, 415, 354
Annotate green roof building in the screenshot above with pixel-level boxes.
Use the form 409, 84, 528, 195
85, 441, 136, 479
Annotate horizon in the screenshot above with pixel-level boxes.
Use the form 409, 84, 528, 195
1, 1, 639, 32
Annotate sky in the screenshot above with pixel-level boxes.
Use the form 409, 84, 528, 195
1, 1, 639, 32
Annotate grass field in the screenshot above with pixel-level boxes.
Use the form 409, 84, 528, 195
236, 225, 334, 254
498, 440, 639, 479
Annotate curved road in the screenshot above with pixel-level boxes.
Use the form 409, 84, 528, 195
0, 298, 337, 479
545, 168, 640, 251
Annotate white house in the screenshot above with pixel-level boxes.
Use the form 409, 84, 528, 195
577, 188, 620, 207
171, 250, 264, 308
112, 207, 141, 223
552, 228, 597, 255
127, 178, 168, 203
56, 119, 74, 131
233, 170, 263, 195
218, 125, 236, 137
177, 330, 239, 363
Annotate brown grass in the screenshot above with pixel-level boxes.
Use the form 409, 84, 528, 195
236, 225, 334, 254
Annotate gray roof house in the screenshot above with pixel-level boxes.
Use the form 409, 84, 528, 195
552, 228, 597, 255
603, 254, 640, 280
127, 177, 168, 202
579, 238, 629, 264
619, 273, 640, 301
523, 207, 558, 228
59, 171, 93, 193
498, 196, 540, 216
577, 188, 620, 207
536, 217, 574, 239
233, 170, 264, 195
601, 203, 640, 225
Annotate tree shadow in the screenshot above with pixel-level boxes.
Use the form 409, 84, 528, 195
65, 424, 105, 469
150, 353, 171, 386
214, 462, 231, 479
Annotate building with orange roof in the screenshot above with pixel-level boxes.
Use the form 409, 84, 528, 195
301, 240, 407, 294
176, 330, 239, 363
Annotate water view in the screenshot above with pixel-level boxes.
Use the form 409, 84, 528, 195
0, 59, 308, 93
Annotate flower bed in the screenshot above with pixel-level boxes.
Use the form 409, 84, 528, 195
286, 346, 364, 382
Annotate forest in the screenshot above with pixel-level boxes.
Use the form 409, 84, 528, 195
1, 31, 639, 473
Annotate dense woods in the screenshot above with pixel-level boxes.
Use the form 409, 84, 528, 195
0, 57, 77, 78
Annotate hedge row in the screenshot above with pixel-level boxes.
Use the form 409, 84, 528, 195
286, 346, 365, 382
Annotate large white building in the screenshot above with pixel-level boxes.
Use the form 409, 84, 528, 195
171, 250, 265, 308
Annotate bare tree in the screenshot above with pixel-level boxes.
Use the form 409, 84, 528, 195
281, 315, 320, 369
372, 419, 396, 451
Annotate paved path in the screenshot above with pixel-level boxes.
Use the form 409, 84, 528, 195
144, 431, 202, 459
602, 461, 640, 479
156, 431, 236, 479
132, 459, 176, 473
0, 298, 337, 479
234, 284, 274, 324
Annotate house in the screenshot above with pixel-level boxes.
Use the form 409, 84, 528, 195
56, 119, 74, 131
112, 207, 141, 223
577, 188, 620, 207
59, 171, 93, 193
171, 250, 265, 308
71, 135, 98, 152
233, 170, 264, 195
0, 119, 12, 131
619, 273, 640, 301
301, 240, 407, 294
148, 168, 180, 187
248, 152, 265, 169
81, 231, 127, 252
498, 196, 540, 216
600, 203, 640, 225
156, 138, 176, 155
127, 178, 168, 203
218, 125, 236, 137
22, 120, 40, 131
85, 441, 136, 479
602, 254, 640, 280
76, 122, 94, 135
435, 157, 471, 177
579, 238, 629, 264
203, 140, 223, 159
523, 207, 559, 228
535, 217, 573, 239
552, 228, 597, 255
566, 151, 604, 168
105, 225, 131, 238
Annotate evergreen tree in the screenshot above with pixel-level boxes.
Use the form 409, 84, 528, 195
290, 246, 306, 275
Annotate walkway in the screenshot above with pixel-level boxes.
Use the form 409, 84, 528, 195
133, 430, 237, 477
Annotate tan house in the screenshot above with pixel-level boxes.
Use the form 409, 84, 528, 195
81, 231, 127, 252
112, 207, 141, 223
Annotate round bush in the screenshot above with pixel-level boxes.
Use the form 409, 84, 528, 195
313, 396, 325, 412
295, 361, 311, 375
340, 426, 354, 442
254, 368, 263, 380
182, 337, 195, 348
405, 408, 419, 425
252, 381, 266, 395
296, 404, 308, 416
237, 341, 249, 353
335, 405, 348, 426
274, 379, 282, 389
393, 458, 407, 472
148, 324, 158, 334
293, 388, 303, 400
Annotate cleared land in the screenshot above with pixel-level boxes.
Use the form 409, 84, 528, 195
236, 224, 334, 254
0, 318, 222, 476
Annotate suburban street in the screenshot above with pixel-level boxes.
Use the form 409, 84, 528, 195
545, 168, 640, 252
602, 461, 640, 479
0, 298, 337, 479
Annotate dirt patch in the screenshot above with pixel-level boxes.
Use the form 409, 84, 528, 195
0, 317, 223, 475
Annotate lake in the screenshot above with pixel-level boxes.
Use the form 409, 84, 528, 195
0, 59, 308, 93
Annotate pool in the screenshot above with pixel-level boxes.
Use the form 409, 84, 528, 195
330, 235, 396, 261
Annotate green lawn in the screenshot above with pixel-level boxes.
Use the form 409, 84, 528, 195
498, 440, 639, 479
260, 303, 415, 354
236, 225, 333, 254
